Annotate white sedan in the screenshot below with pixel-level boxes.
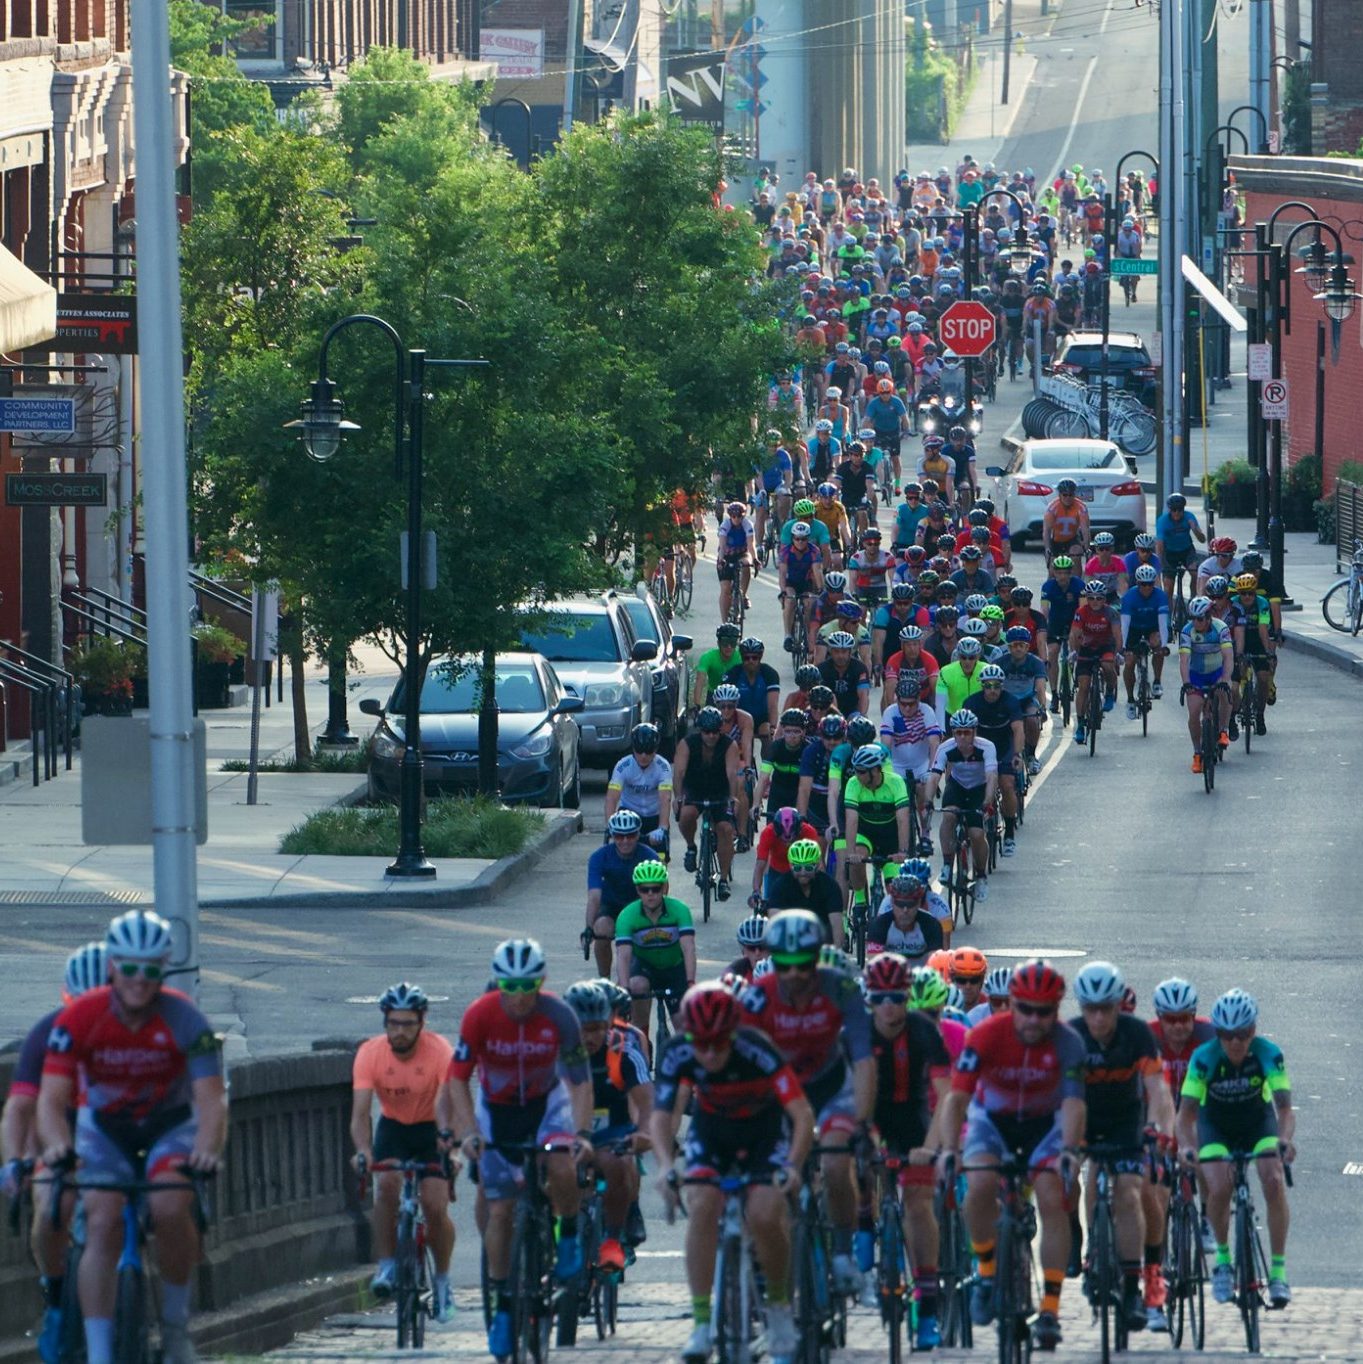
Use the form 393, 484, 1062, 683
984, 439, 1147, 553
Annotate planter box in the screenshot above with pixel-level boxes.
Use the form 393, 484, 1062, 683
196, 661, 232, 709
83, 692, 134, 717
1214, 482, 1257, 518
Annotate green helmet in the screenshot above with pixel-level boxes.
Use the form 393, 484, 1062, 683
980, 604, 1005, 622
819, 944, 857, 977
794, 498, 816, 518
1051, 555, 1074, 570
632, 860, 670, 887
908, 965, 951, 1012
788, 838, 823, 868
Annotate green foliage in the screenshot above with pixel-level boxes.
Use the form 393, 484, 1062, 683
279, 795, 542, 857
1286, 452, 1321, 500
906, 22, 969, 141
193, 623, 246, 663
1335, 459, 1363, 488
221, 739, 372, 773
1280, 65, 1311, 156
70, 637, 143, 694
1211, 458, 1257, 488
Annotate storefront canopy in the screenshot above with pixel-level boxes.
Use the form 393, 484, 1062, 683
0, 244, 57, 354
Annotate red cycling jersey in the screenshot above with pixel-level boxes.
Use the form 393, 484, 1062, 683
447, 990, 588, 1105
951, 1010, 1086, 1122
43, 986, 221, 1121
655, 1027, 803, 1121
1149, 1016, 1216, 1104
1071, 603, 1117, 653
740, 968, 873, 1087
756, 820, 820, 875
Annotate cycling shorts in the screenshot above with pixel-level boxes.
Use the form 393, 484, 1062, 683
475, 1085, 574, 1201
805, 1063, 858, 1138
941, 779, 984, 829
1195, 1106, 1279, 1163
1084, 1121, 1147, 1176
716, 557, 747, 582
76, 1106, 197, 1185
632, 958, 689, 1005
683, 1110, 788, 1179
1162, 546, 1195, 571
847, 822, 899, 860
963, 1103, 1065, 1172
1074, 649, 1114, 676
1124, 627, 1162, 653
374, 1116, 441, 1166
681, 797, 736, 826
1186, 671, 1226, 694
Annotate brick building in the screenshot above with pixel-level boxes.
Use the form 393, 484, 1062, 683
1309, 0, 1363, 155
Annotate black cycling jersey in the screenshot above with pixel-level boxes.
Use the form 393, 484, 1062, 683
1070, 1013, 1161, 1141
871, 1015, 951, 1151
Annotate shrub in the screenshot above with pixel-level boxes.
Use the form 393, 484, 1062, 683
279, 794, 543, 858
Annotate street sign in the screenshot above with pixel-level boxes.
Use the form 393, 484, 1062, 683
1261, 377, 1289, 421
1110, 258, 1159, 276
5, 473, 107, 507
0, 397, 75, 433
1268, 129, 1281, 153
1247, 342, 1273, 381
938, 300, 997, 357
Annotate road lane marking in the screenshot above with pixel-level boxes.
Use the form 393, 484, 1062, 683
1047, 56, 1098, 189
1026, 712, 1072, 801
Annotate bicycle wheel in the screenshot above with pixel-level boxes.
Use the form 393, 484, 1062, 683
994, 1212, 1022, 1364
956, 841, 975, 926
676, 556, 694, 615
986, 806, 1000, 872
1138, 660, 1150, 737
1352, 577, 1363, 636
1087, 686, 1100, 757
879, 1215, 906, 1364
1202, 713, 1216, 794
1059, 662, 1073, 729
114, 1265, 149, 1364
1091, 1203, 1114, 1364
1241, 673, 1254, 753
698, 819, 714, 924
1236, 1202, 1261, 1354
1321, 577, 1353, 631
508, 1202, 542, 1364
712, 1231, 745, 1364
1171, 1198, 1206, 1350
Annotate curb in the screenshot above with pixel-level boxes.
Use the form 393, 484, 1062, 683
1279, 628, 1363, 679
201, 809, 585, 910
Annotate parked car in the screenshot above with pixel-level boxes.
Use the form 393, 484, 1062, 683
615, 585, 693, 757
360, 652, 583, 807
985, 438, 1146, 551
517, 594, 668, 766
1051, 330, 1158, 408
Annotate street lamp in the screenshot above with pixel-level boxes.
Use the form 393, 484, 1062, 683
1102, 151, 1160, 440
961, 187, 1030, 405
286, 314, 488, 878
1316, 262, 1361, 321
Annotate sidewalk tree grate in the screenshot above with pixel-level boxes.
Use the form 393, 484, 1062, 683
0, 889, 146, 905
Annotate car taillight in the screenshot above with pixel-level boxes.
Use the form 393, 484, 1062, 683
1109, 481, 1144, 496
1133, 367, 1157, 378
1055, 363, 1083, 375
1016, 480, 1054, 496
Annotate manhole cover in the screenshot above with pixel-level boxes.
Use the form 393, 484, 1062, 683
0, 889, 147, 906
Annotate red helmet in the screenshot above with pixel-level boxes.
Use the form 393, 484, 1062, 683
864, 953, 912, 992
1210, 536, 1237, 555
1009, 958, 1066, 1004
950, 946, 988, 982
679, 982, 742, 1041
926, 949, 954, 981
1120, 984, 1138, 1014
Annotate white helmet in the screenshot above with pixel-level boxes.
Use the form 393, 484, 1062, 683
64, 942, 108, 997
984, 965, 1013, 999
492, 937, 546, 984
1153, 977, 1198, 1015
1134, 564, 1158, 584
956, 637, 983, 658
1210, 988, 1258, 1031
764, 909, 825, 957
105, 910, 174, 962
1074, 960, 1125, 1006
1187, 595, 1213, 620
824, 571, 848, 591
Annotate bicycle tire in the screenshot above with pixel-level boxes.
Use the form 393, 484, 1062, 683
1237, 1201, 1260, 1354
698, 819, 714, 924
957, 843, 975, 926
1059, 660, 1073, 728
880, 1213, 906, 1364
715, 1229, 748, 1364
1321, 577, 1353, 632
59, 1241, 86, 1364
1242, 673, 1254, 753
114, 1264, 149, 1364
1087, 683, 1100, 757
676, 557, 694, 615
792, 1221, 829, 1364
1351, 577, 1363, 635
1092, 1202, 1114, 1364
508, 1201, 543, 1364
1202, 710, 1216, 793
994, 1210, 1022, 1364
1172, 1197, 1206, 1350
1138, 659, 1150, 737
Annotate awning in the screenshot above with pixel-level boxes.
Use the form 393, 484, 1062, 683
0, 244, 57, 354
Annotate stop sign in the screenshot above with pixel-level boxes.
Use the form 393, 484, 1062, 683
938, 300, 997, 358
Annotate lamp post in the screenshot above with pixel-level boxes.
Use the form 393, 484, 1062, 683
961, 187, 1031, 408
1227, 102, 1271, 155
491, 97, 536, 170
1105, 152, 1160, 443
286, 315, 488, 877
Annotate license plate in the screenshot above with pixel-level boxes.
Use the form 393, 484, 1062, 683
1078, 487, 1095, 502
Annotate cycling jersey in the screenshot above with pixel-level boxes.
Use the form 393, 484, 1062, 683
589, 1027, 651, 1131
866, 907, 944, 960
353, 1030, 454, 1126
760, 737, 811, 811
740, 968, 873, 1089
878, 701, 942, 780
798, 740, 835, 804
895, 502, 933, 546
44, 987, 222, 1121
1041, 577, 1083, 635
865, 395, 909, 436
807, 438, 842, 482
882, 646, 939, 697
723, 663, 782, 726
1179, 619, 1232, 681
843, 770, 912, 828
12, 1007, 61, 1099
1119, 585, 1170, 641
836, 458, 874, 506
755, 819, 820, 875
656, 1027, 802, 1122
1155, 510, 1201, 554
873, 605, 929, 660
961, 689, 1022, 760
930, 736, 998, 790
998, 652, 1047, 705
871, 1016, 951, 1152
782, 516, 832, 550
607, 754, 673, 819
849, 551, 896, 598
813, 501, 850, 544
694, 647, 739, 696
448, 990, 588, 1105
952, 1011, 1086, 1121
917, 453, 952, 484
587, 841, 662, 914
1070, 1014, 1160, 1141
1046, 498, 1086, 544
719, 516, 753, 558
817, 657, 871, 714
949, 568, 996, 597
614, 894, 694, 970
780, 541, 821, 584
766, 869, 842, 925
1149, 1016, 1215, 1109
1183, 1036, 1290, 1156
1198, 554, 1242, 581
760, 447, 793, 493
936, 660, 985, 716
1227, 594, 1272, 647
1072, 604, 1117, 653
679, 731, 735, 804
1083, 554, 1126, 594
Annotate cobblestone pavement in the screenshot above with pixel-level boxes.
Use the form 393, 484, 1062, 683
252, 1282, 1363, 1362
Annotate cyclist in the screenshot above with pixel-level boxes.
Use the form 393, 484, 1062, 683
947, 946, 988, 1015
862, 953, 952, 1349
917, 436, 955, 505
943, 426, 979, 511
443, 939, 593, 1359
963, 663, 1024, 856
1118, 563, 1170, 715
922, 602, 962, 669
848, 528, 897, 609
709, 684, 755, 843
878, 672, 942, 837
585, 810, 663, 977
728, 913, 771, 980
778, 523, 825, 650
1070, 962, 1173, 1335
950, 544, 996, 599
673, 706, 741, 900
615, 861, 696, 1033
751, 806, 821, 906
817, 630, 872, 715
350, 983, 456, 1317
880, 626, 941, 709
894, 483, 933, 550
37, 911, 226, 1364
765, 837, 843, 946
935, 959, 1085, 1352
1196, 536, 1242, 595
966, 965, 1014, 1025
1228, 572, 1274, 737
795, 712, 843, 845
782, 663, 825, 716
1041, 556, 1082, 704
1069, 579, 1120, 746
842, 743, 914, 926
863, 379, 911, 484
604, 722, 672, 850
1022, 282, 1058, 374
867, 861, 949, 957
1178, 596, 1233, 772
755, 431, 794, 552
935, 634, 986, 717
652, 983, 813, 1364
1042, 480, 1089, 564
0, 942, 106, 1363
1124, 531, 1162, 580
723, 636, 782, 753
834, 442, 878, 536
1155, 493, 1206, 601
1177, 989, 1294, 1308
564, 980, 653, 1271
1084, 531, 1128, 601
716, 501, 755, 623
807, 418, 843, 485
927, 709, 998, 902
740, 911, 875, 1295
811, 486, 851, 568
872, 584, 929, 679
755, 711, 813, 823
692, 623, 742, 707
999, 625, 1048, 773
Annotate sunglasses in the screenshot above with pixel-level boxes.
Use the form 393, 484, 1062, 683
498, 979, 542, 995
115, 961, 164, 981
741, 652, 763, 660
1013, 1002, 1056, 1018
981, 681, 1002, 689
686, 1033, 730, 1047
611, 830, 639, 839
773, 958, 818, 973
638, 886, 665, 895
867, 991, 908, 1006
1217, 1026, 1254, 1041
1159, 1012, 1195, 1025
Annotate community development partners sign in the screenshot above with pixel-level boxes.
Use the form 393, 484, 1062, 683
666, 51, 726, 134
483, 29, 544, 79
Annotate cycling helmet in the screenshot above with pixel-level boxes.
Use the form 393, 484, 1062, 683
1083, 578, 1107, 597
915, 570, 939, 587
491, 937, 546, 983
899, 625, 924, 644
850, 743, 885, 772
106, 910, 174, 962
895, 673, 922, 700
978, 663, 1006, 684
1241, 550, 1264, 572
606, 810, 644, 839
1009, 958, 1066, 1004
874, 361, 891, 374
790, 666, 819, 694
819, 944, 857, 977
1153, 977, 1199, 1015
603, 980, 633, 1016
1005, 625, 1032, 643
815, 418, 834, 433
995, 574, 1017, 591
795, 499, 817, 518
900, 856, 934, 884
948, 426, 968, 442
1187, 596, 1212, 619
944, 984, 966, 1011
737, 914, 770, 947
847, 716, 879, 747
825, 571, 848, 591
791, 521, 812, 539
632, 860, 670, 888
739, 636, 764, 655
950, 708, 979, 729
64, 942, 108, 999
819, 714, 846, 740
679, 982, 742, 1040
564, 979, 614, 1024
772, 807, 803, 840
379, 981, 430, 1014
888, 870, 925, 897
909, 966, 950, 1011
764, 909, 825, 957
712, 684, 741, 705
891, 582, 915, 601
695, 705, 724, 732
1074, 960, 1125, 1006
631, 722, 659, 753
951, 947, 988, 981
861, 528, 883, 543
1134, 564, 1158, 584
1166, 493, 1187, 510
809, 685, 837, 710
857, 428, 876, 443
817, 482, 839, 499
827, 630, 857, 650
788, 838, 823, 869
1051, 555, 1074, 570
1056, 478, 1078, 496
1133, 533, 1155, 549
922, 434, 945, 450
955, 637, 983, 658
866, 954, 912, 993
970, 527, 992, 546
961, 546, 983, 562
961, 619, 989, 638
1011, 586, 1034, 604
984, 965, 1014, 1000
1210, 536, 1237, 555
980, 605, 1005, 623
1210, 988, 1258, 1032
779, 709, 808, 733
964, 593, 989, 614
717, 623, 742, 642
1093, 531, 1115, 548
765, 428, 783, 443
1233, 573, 1259, 594
976, 498, 996, 516
926, 948, 954, 980
1205, 575, 1230, 599
726, 501, 747, 516
968, 508, 990, 527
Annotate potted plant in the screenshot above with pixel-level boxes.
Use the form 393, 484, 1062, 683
1284, 453, 1321, 532
70, 637, 139, 717
1210, 459, 1257, 518
193, 623, 245, 709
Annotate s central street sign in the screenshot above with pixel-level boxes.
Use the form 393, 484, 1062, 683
1110, 258, 1159, 276
5, 473, 108, 507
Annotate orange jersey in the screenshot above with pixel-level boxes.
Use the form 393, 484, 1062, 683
352, 1029, 454, 1126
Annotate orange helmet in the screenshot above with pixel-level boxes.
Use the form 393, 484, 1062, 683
950, 947, 988, 981
877, 378, 894, 394
926, 949, 954, 981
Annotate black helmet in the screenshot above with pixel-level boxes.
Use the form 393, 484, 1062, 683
1166, 493, 1187, 511
1011, 585, 1034, 605
976, 497, 995, 516
819, 714, 846, 739
948, 425, 967, 441
631, 721, 659, 753
739, 636, 764, 655
968, 508, 990, 527
808, 685, 836, 709
717, 623, 742, 642
1056, 477, 1078, 495
795, 664, 822, 689
847, 716, 878, 747
696, 706, 724, 733
780, 707, 808, 729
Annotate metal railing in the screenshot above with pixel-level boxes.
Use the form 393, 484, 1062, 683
0, 659, 57, 784
1335, 479, 1363, 572
190, 569, 251, 615
0, 643, 74, 770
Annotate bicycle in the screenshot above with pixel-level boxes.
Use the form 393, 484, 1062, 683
650, 558, 674, 620
845, 851, 892, 967
984, 796, 1001, 873
674, 548, 695, 616
1133, 641, 1154, 737
361, 1157, 451, 1348
1321, 538, 1363, 634
1169, 566, 1190, 635
563, 1134, 635, 1343
793, 1147, 848, 1364
1184, 682, 1228, 793
632, 984, 679, 1077
1226, 1148, 1293, 1353
934, 1169, 973, 1349
755, 512, 778, 571
1080, 656, 1103, 757
945, 808, 975, 928
1055, 648, 1074, 728
48, 1160, 213, 1364
1081, 1144, 1150, 1364
693, 799, 728, 923
1163, 1158, 1207, 1350
1237, 659, 1257, 754
867, 1150, 911, 1364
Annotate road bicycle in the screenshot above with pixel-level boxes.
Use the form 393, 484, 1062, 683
1184, 682, 1228, 793
649, 558, 674, 620
7, 1161, 85, 1364
693, 799, 728, 923
844, 851, 892, 967
1169, 566, 1190, 635
1055, 648, 1074, 728
944, 807, 976, 928
1078, 659, 1104, 756
632, 983, 679, 1078
1081, 1145, 1149, 1364
1237, 659, 1257, 753
1163, 1158, 1207, 1350
867, 1150, 912, 1364
561, 1134, 636, 1344
984, 796, 1001, 872
674, 549, 694, 616
755, 511, 778, 571
1321, 537, 1363, 634
1227, 1148, 1293, 1353
794, 1148, 849, 1363
784, 592, 817, 671
1132, 641, 1154, 736
934, 1169, 973, 1349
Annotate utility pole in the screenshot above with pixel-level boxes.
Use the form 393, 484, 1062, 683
1249, 0, 1271, 150
1158, 0, 1186, 505
1001, 0, 1013, 105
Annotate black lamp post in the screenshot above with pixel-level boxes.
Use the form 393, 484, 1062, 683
1104, 151, 1160, 441
1227, 102, 1271, 155
491, 97, 537, 170
286, 315, 488, 878
961, 187, 1030, 404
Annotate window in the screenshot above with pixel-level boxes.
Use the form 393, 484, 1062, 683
409, 663, 546, 715
520, 613, 621, 663
223, 0, 276, 59
1029, 446, 1119, 471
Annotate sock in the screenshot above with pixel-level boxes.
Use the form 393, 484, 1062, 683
832, 1226, 853, 1255
559, 1215, 578, 1239
40, 1275, 63, 1310
766, 1284, 789, 1306
1004, 816, 1016, 838
160, 1280, 191, 1327
972, 1238, 997, 1280
1216, 1244, 1231, 1267
1144, 1243, 1163, 1267
857, 1207, 875, 1234
692, 1296, 712, 1325
493, 1279, 511, 1315
84, 1318, 114, 1364
1121, 1260, 1141, 1292
1041, 1271, 1064, 1316
605, 1224, 623, 1241
853, 889, 867, 908
1271, 1254, 1286, 1278
915, 1268, 939, 1314
434, 1271, 450, 1291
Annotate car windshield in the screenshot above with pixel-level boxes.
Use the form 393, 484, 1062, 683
1029, 446, 1120, 471
520, 613, 620, 663
620, 599, 661, 645
411, 663, 546, 715
1062, 344, 1148, 368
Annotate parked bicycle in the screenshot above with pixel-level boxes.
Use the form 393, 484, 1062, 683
1321, 537, 1363, 635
